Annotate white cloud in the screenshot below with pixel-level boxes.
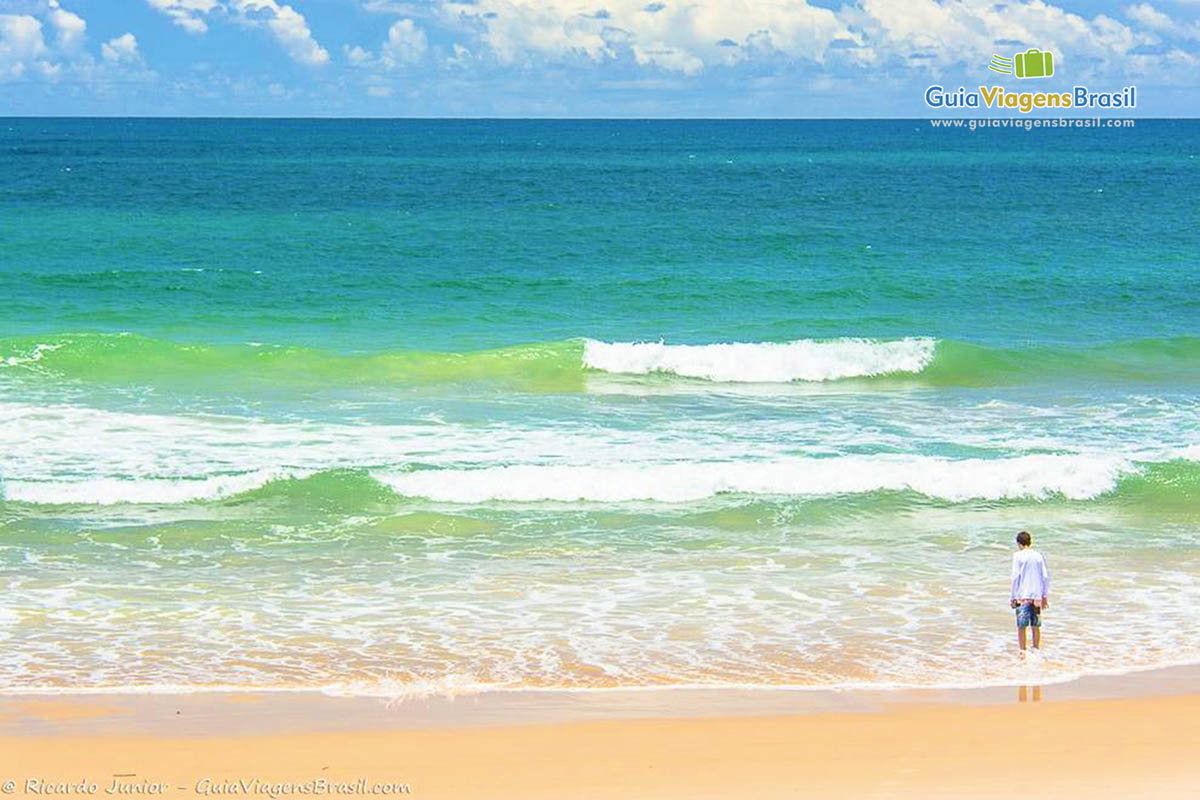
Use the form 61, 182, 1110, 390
436, 0, 848, 72
1126, 3, 1174, 32
1125, 3, 1200, 41
146, 0, 220, 35
1, 5, 156, 86
344, 44, 372, 65
101, 32, 140, 63
836, 0, 1153, 75
0, 14, 47, 59
381, 18, 427, 67
416, 0, 1179, 79
128, 0, 1198, 85
0, 13, 48, 79
344, 18, 428, 70
238, 1, 330, 66
47, 1, 85, 49
145, 0, 331, 65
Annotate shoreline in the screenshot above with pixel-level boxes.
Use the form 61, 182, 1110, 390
4, 662, 1200, 737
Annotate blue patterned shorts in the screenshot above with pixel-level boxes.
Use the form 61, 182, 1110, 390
1015, 602, 1041, 629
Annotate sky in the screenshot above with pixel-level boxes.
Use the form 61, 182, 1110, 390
0, 0, 1197, 116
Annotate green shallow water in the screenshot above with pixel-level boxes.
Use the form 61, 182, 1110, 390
3, 333, 1200, 392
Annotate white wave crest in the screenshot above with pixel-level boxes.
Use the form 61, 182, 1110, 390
0, 456, 1136, 506
582, 337, 936, 382
375, 454, 1138, 504
0, 468, 307, 505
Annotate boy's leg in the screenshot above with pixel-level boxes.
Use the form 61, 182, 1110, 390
1032, 623, 1041, 649
1017, 624, 1027, 651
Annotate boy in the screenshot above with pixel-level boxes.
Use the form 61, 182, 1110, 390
1010, 530, 1049, 654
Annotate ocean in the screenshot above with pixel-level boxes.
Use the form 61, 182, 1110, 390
1, 118, 1198, 696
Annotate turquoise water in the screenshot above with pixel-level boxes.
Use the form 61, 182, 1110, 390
1, 119, 1198, 694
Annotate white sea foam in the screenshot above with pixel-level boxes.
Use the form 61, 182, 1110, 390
3, 398, 1197, 507
0, 455, 1144, 506
582, 337, 936, 382
1, 342, 62, 367
1, 468, 307, 505
375, 454, 1138, 504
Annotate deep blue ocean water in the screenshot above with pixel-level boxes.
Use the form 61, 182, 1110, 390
3, 118, 1197, 349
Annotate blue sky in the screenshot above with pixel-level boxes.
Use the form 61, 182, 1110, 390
1, 0, 1198, 116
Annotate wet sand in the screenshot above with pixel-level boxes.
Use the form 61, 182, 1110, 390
2, 666, 1198, 799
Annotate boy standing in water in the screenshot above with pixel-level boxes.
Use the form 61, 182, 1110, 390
1010, 531, 1050, 654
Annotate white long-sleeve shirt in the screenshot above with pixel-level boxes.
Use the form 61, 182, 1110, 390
1010, 549, 1050, 602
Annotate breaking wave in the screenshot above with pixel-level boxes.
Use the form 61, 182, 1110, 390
3, 333, 1197, 388
5, 455, 1199, 507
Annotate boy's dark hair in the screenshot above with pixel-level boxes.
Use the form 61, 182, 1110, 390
1016, 531, 1032, 547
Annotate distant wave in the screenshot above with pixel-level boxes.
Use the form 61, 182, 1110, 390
5, 455, 1199, 507
582, 337, 935, 382
2, 332, 1198, 388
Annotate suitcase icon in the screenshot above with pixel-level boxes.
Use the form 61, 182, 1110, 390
1014, 49, 1054, 79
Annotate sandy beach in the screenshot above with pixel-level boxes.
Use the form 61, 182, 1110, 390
3, 667, 1198, 800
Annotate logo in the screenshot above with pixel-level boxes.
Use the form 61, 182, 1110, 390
924, 47, 1135, 114
989, 49, 1054, 79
